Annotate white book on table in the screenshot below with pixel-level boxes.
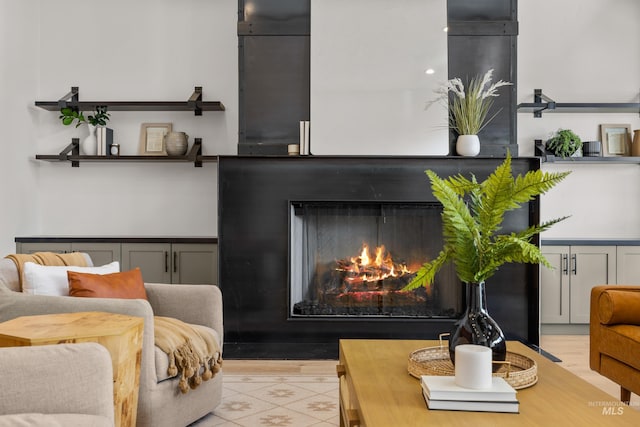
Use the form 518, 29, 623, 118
421, 375, 517, 402
423, 388, 519, 413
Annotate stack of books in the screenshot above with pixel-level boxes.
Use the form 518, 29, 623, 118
421, 375, 519, 413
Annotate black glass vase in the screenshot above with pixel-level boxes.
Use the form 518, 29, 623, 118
448, 281, 507, 372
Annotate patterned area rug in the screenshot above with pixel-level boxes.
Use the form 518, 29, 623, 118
205, 374, 339, 426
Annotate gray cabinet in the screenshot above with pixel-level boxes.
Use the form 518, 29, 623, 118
616, 246, 640, 284
171, 243, 218, 285
121, 243, 217, 285
121, 243, 172, 284
541, 245, 615, 324
16, 239, 217, 285
540, 246, 570, 324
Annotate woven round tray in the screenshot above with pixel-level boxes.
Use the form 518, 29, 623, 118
408, 345, 538, 389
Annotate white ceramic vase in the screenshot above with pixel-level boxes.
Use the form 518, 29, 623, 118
81, 124, 98, 156
456, 135, 480, 157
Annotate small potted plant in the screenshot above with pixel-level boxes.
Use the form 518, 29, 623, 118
59, 106, 110, 155
429, 69, 512, 156
545, 129, 582, 158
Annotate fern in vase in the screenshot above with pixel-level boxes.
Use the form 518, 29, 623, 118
404, 153, 570, 290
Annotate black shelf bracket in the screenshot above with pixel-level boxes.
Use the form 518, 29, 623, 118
188, 138, 203, 167
534, 139, 549, 161
533, 89, 556, 118
188, 86, 203, 116
58, 86, 79, 110
58, 138, 81, 167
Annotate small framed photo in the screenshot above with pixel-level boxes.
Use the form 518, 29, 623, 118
600, 124, 631, 156
139, 123, 172, 155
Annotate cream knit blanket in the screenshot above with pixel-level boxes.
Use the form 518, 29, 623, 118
6, 252, 88, 290
154, 316, 222, 394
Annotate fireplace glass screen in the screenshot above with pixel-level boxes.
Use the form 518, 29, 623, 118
290, 201, 462, 318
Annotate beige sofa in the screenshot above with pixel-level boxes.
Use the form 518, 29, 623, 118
0, 342, 115, 427
0, 255, 224, 427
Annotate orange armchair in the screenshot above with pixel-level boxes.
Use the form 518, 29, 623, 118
590, 285, 640, 403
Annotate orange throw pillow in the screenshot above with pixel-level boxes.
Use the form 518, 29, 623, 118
68, 268, 148, 300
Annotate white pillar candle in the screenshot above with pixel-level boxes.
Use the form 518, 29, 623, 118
454, 344, 493, 390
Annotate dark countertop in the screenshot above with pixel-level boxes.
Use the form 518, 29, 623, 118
15, 236, 218, 244
542, 239, 640, 246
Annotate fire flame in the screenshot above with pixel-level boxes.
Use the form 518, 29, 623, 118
336, 244, 413, 284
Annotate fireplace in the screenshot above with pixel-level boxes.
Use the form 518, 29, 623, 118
290, 201, 462, 319
218, 156, 541, 359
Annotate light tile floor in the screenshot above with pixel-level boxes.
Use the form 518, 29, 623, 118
202, 375, 339, 426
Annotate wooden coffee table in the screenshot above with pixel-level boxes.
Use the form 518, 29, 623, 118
0, 312, 143, 427
337, 339, 640, 426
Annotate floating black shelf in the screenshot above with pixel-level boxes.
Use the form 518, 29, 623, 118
518, 89, 640, 117
35, 86, 225, 115
36, 138, 217, 167
534, 140, 640, 164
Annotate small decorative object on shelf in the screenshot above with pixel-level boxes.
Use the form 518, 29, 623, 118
633, 130, 640, 157
582, 141, 602, 157
83, 124, 98, 156
545, 128, 582, 158
403, 153, 570, 365
428, 69, 512, 156
164, 132, 189, 156
110, 144, 120, 156
139, 123, 172, 156
455, 135, 480, 157
600, 123, 632, 157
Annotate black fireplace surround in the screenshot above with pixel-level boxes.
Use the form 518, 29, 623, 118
218, 156, 541, 358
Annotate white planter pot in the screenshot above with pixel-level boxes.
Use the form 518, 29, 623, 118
81, 124, 97, 156
456, 135, 480, 157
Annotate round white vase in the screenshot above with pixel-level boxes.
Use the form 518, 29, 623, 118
456, 135, 480, 157
164, 131, 189, 156
81, 124, 98, 156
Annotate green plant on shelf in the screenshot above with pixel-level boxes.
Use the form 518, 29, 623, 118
545, 129, 582, 158
59, 105, 110, 127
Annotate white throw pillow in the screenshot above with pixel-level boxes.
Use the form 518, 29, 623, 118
22, 261, 120, 296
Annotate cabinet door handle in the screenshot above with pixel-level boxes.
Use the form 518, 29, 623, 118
164, 251, 169, 273
173, 252, 177, 273
562, 254, 569, 275
571, 254, 577, 275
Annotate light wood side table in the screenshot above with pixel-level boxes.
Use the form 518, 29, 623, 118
0, 311, 143, 427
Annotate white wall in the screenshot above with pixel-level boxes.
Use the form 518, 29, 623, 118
0, 1, 40, 256
1, 0, 639, 256
0, 0, 237, 255
518, 0, 640, 238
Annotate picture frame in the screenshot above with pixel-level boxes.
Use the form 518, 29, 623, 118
139, 123, 172, 155
600, 124, 631, 157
